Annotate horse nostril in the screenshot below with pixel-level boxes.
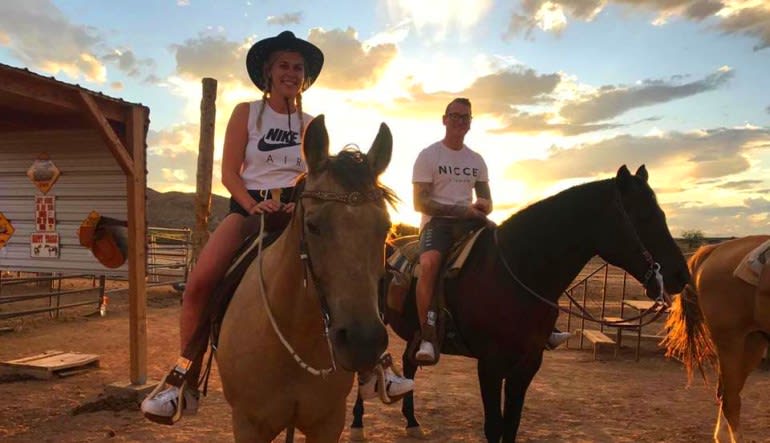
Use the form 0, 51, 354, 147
334, 328, 349, 347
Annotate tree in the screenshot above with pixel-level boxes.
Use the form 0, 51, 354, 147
682, 229, 705, 249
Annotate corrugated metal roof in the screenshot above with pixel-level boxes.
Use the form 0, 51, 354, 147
0, 62, 148, 110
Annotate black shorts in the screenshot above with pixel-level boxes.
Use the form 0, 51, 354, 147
418, 217, 481, 255
229, 186, 296, 216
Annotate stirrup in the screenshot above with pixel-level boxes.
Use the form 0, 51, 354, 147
374, 353, 409, 405
143, 358, 191, 425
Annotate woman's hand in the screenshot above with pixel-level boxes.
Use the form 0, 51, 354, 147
248, 199, 283, 215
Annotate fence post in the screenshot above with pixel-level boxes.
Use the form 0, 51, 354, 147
191, 77, 217, 265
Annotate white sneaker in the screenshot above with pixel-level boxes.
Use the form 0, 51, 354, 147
359, 367, 414, 401
415, 340, 435, 362
141, 386, 199, 425
547, 331, 572, 349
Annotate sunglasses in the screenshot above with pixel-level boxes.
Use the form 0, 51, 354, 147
446, 112, 472, 122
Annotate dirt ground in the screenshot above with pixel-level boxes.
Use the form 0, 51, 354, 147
1, 282, 769, 443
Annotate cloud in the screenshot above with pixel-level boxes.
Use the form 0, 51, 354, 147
490, 108, 622, 135
386, 0, 494, 40
559, 68, 734, 124
504, 126, 770, 183
506, 1, 770, 51
0, 0, 104, 80
101, 48, 156, 79
0, 1, 158, 82
308, 27, 397, 90
383, 67, 561, 118
266, 12, 303, 25
172, 34, 249, 85
716, 179, 764, 190
666, 196, 770, 236
146, 123, 201, 192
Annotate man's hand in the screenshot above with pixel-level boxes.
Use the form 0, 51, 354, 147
472, 198, 492, 215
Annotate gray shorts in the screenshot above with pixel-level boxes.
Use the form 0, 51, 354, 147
419, 217, 481, 256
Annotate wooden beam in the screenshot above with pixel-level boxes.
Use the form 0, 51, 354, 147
0, 68, 126, 121
78, 91, 135, 177
125, 105, 148, 386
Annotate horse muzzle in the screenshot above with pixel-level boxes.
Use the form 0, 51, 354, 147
330, 320, 388, 372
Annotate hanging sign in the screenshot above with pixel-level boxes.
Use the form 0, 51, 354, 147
30, 232, 60, 258
26, 152, 61, 194
35, 195, 56, 232
0, 212, 15, 249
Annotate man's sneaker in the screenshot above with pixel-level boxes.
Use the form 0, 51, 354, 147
546, 331, 572, 350
359, 367, 415, 401
415, 340, 435, 362
141, 386, 199, 425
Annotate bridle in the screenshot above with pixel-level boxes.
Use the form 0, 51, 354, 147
255, 186, 385, 377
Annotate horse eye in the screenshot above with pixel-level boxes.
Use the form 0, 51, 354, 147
306, 221, 321, 235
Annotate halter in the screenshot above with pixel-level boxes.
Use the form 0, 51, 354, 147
255, 186, 385, 377
492, 187, 670, 328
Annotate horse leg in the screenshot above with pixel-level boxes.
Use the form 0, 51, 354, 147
230, 408, 278, 443
478, 358, 504, 443
717, 332, 768, 443
304, 403, 347, 443
350, 394, 366, 441
400, 350, 423, 437
502, 360, 541, 442
713, 339, 751, 443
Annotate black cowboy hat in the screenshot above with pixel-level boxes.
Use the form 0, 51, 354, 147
246, 30, 324, 92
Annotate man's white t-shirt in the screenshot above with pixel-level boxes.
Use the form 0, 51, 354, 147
241, 100, 313, 190
412, 141, 489, 228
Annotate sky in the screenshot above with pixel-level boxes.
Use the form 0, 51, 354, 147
1, 0, 769, 237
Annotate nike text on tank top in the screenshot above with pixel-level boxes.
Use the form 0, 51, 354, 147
241, 100, 312, 190
412, 141, 489, 228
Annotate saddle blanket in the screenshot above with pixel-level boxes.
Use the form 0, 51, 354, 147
733, 239, 770, 286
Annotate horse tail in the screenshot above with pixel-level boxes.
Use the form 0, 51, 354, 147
662, 244, 718, 383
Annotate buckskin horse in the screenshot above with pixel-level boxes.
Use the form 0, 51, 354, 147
351, 165, 690, 443
216, 115, 395, 442
664, 235, 770, 443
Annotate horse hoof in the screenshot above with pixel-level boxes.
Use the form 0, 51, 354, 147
406, 426, 425, 439
349, 427, 366, 441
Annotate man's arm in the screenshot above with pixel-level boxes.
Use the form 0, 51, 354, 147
413, 182, 484, 219
473, 181, 493, 215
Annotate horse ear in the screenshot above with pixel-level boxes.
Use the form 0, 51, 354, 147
303, 115, 329, 172
616, 164, 632, 191
367, 122, 392, 177
635, 164, 649, 182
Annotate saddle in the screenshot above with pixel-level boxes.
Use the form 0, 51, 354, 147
733, 239, 770, 286
386, 227, 486, 366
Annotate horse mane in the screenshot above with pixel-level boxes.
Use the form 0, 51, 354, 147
293, 147, 398, 207
497, 178, 617, 251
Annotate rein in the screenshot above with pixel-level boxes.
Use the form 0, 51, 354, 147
256, 187, 385, 377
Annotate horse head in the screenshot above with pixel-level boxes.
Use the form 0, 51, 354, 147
299, 115, 393, 372
606, 165, 690, 302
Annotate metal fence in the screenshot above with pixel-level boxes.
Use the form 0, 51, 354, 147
0, 226, 191, 322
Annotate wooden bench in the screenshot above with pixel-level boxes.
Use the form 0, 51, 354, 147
577, 329, 616, 360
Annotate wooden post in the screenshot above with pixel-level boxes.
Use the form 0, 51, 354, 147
126, 105, 148, 386
192, 78, 217, 263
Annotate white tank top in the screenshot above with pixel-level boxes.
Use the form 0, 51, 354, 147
241, 100, 311, 190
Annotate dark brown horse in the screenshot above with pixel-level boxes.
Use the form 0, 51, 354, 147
664, 235, 770, 443
352, 165, 690, 443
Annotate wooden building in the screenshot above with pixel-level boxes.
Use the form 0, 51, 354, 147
0, 63, 150, 385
